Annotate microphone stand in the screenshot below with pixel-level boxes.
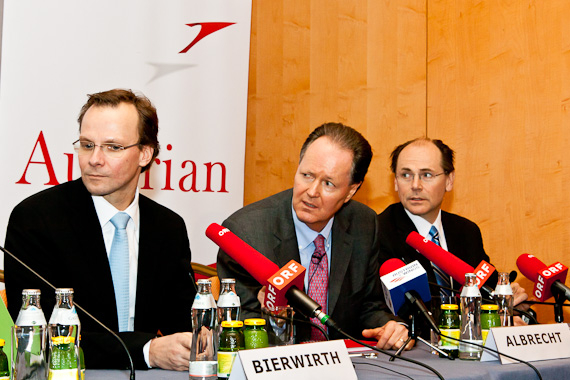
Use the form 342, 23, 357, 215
1, 245, 136, 380
554, 292, 565, 323
390, 310, 453, 361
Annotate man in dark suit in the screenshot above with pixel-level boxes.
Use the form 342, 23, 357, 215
218, 123, 411, 350
4, 89, 196, 370
377, 138, 528, 326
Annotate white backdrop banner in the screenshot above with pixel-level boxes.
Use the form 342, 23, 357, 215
0, 0, 251, 265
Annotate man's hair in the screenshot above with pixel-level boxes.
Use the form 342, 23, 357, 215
299, 122, 373, 185
77, 88, 159, 172
389, 137, 455, 174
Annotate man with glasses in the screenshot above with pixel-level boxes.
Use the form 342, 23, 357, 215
378, 138, 528, 323
4, 89, 196, 370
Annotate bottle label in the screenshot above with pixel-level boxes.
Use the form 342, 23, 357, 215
495, 285, 513, 295
217, 293, 241, 308
218, 351, 238, 377
49, 308, 80, 325
192, 294, 216, 309
16, 307, 47, 326
189, 361, 217, 377
482, 329, 489, 343
48, 369, 78, 380
460, 286, 481, 297
439, 328, 460, 348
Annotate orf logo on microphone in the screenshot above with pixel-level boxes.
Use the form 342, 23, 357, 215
264, 260, 306, 312
533, 262, 568, 301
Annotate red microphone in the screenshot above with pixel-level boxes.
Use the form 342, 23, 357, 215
516, 253, 569, 302
405, 231, 495, 290
206, 223, 305, 312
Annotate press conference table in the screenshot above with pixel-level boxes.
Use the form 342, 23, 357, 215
87, 344, 570, 380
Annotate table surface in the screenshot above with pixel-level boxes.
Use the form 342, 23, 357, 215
86, 344, 570, 380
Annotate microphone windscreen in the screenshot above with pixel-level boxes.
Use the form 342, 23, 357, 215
516, 253, 546, 283
379, 258, 406, 277
405, 231, 475, 284
206, 223, 279, 285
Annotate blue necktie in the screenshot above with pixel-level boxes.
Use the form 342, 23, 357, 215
109, 212, 131, 332
429, 226, 452, 297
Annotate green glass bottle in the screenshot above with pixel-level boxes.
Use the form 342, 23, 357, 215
48, 336, 78, 380
481, 304, 501, 344
0, 339, 10, 380
438, 304, 460, 359
244, 319, 269, 349
78, 335, 85, 380
218, 320, 244, 379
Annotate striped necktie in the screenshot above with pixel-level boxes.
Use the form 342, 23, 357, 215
307, 234, 328, 341
109, 212, 131, 332
428, 226, 452, 297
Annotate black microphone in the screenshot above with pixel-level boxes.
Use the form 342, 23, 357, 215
0, 245, 136, 380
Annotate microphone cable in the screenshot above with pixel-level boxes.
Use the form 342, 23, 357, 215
1, 245, 136, 380
439, 334, 542, 380
244, 305, 446, 379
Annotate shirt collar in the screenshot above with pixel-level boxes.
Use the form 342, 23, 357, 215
92, 188, 140, 229
292, 203, 333, 250
404, 207, 443, 239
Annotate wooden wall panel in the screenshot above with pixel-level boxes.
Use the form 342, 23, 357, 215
428, 0, 570, 323
245, 0, 427, 208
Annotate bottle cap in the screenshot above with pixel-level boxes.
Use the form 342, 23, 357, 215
0, 339, 4, 346
22, 289, 41, 296
55, 288, 74, 295
197, 279, 212, 285
481, 304, 499, 311
244, 318, 266, 326
221, 278, 236, 284
441, 304, 459, 310
221, 320, 243, 328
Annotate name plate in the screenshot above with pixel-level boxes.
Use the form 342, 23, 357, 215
229, 340, 357, 380
481, 323, 570, 364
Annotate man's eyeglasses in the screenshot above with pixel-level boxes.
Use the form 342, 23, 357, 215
395, 172, 446, 183
73, 140, 140, 157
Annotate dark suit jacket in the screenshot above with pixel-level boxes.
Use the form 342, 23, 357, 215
377, 203, 497, 288
217, 189, 399, 342
377, 203, 498, 336
4, 179, 196, 369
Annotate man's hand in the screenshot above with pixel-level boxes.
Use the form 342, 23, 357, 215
149, 332, 193, 371
511, 282, 529, 307
362, 321, 414, 350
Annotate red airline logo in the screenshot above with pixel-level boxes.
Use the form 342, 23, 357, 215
179, 22, 235, 54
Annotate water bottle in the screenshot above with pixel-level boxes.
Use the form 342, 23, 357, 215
217, 278, 240, 332
189, 279, 217, 380
48, 288, 81, 380
459, 273, 483, 360
494, 272, 514, 326
15, 288, 48, 376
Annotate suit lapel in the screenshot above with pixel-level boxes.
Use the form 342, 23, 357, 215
327, 216, 352, 316
70, 179, 118, 328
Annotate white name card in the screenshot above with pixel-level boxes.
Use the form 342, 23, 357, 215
481, 323, 570, 364
229, 340, 357, 380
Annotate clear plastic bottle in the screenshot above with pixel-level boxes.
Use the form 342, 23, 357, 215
494, 272, 514, 327
217, 278, 241, 330
459, 273, 483, 360
48, 288, 81, 380
189, 279, 217, 380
